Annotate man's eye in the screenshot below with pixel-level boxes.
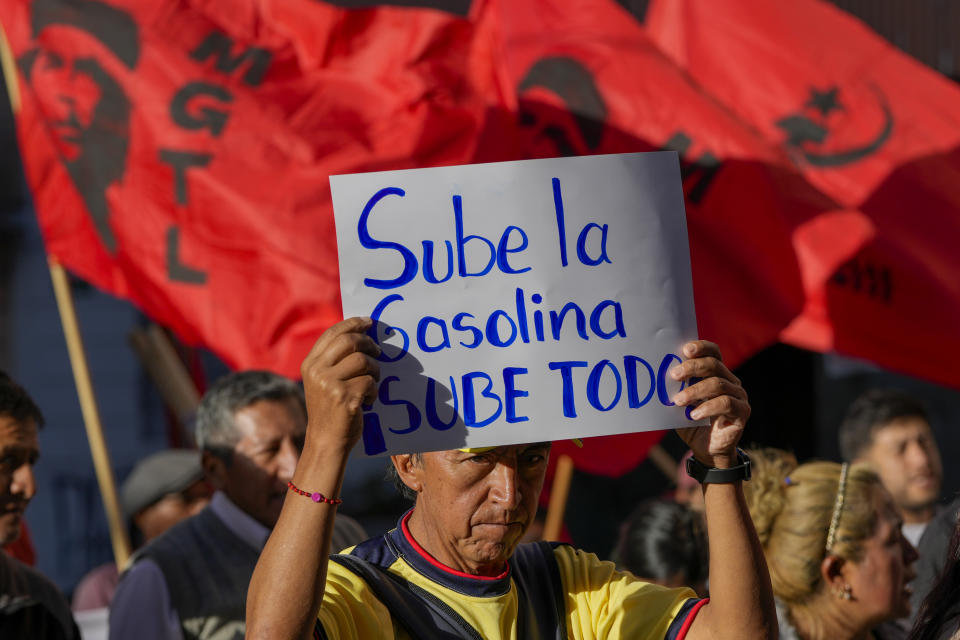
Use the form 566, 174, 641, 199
256, 446, 280, 459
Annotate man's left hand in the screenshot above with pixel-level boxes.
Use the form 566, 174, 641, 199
671, 340, 750, 469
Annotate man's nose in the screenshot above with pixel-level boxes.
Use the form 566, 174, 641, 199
905, 441, 934, 469
11, 463, 35, 501
489, 461, 521, 510
275, 439, 300, 482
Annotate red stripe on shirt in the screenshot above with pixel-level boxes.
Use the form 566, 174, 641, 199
675, 597, 709, 640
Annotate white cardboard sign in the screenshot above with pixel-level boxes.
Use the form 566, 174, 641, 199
330, 152, 703, 456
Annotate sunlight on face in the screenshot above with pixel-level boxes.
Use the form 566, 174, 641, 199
414, 444, 551, 574
845, 486, 918, 626
864, 418, 942, 518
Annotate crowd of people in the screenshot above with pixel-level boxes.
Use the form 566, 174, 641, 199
1, 320, 959, 639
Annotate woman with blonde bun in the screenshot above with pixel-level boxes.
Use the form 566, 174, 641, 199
744, 448, 918, 640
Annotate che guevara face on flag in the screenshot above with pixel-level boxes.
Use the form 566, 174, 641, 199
17, 0, 138, 254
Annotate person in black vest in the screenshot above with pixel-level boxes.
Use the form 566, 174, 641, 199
0, 371, 78, 640
109, 370, 367, 640
246, 317, 778, 640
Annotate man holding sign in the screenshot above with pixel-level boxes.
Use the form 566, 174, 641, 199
246, 154, 776, 639
246, 319, 774, 639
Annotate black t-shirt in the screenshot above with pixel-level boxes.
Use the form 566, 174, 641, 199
0, 552, 78, 640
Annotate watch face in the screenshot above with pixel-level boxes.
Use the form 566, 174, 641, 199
685, 456, 705, 482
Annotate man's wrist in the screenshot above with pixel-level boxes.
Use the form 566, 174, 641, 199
692, 451, 737, 469
300, 435, 353, 472
304, 421, 357, 457
707, 453, 736, 469
687, 449, 751, 484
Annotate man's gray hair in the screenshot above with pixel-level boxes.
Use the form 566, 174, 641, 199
386, 454, 422, 502
195, 370, 305, 461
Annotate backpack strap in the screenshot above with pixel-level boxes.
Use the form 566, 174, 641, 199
318, 553, 483, 640
510, 541, 569, 640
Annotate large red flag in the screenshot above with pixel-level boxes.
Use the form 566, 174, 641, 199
1, 0, 502, 378
494, 0, 873, 371
4, 0, 877, 475
491, 0, 873, 472
646, 0, 960, 387
3, 0, 872, 475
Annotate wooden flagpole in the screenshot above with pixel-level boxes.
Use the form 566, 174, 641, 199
128, 324, 200, 446
49, 259, 131, 567
541, 444, 677, 542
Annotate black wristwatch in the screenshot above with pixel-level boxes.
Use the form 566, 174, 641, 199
685, 449, 752, 484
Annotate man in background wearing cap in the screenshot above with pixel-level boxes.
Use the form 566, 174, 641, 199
0, 372, 78, 639
109, 370, 368, 640
72, 449, 212, 612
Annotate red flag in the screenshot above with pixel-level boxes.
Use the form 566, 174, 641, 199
646, 0, 960, 387
3, 0, 872, 475
493, 0, 874, 374
490, 0, 877, 473
5, 0, 882, 475
2, 0, 499, 378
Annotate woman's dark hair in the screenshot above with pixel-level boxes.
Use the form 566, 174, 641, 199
909, 520, 960, 640
610, 499, 708, 587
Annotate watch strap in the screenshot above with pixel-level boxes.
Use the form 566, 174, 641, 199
685, 449, 752, 484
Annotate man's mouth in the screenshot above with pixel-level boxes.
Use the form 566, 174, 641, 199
472, 521, 524, 532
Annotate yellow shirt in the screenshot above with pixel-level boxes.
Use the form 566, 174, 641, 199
316, 511, 704, 640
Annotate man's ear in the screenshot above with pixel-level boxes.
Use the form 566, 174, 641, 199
201, 449, 228, 491
391, 454, 423, 495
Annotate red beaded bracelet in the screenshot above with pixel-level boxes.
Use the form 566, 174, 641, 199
287, 480, 342, 505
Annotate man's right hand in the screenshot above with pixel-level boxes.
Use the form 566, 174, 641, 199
249, 317, 381, 640
300, 316, 381, 453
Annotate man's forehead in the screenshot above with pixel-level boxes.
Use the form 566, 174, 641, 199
872, 416, 934, 444
0, 415, 39, 448
35, 26, 104, 55
29, 26, 132, 76
232, 398, 306, 441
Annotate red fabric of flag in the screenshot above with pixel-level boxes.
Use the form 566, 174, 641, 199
491, 0, 873, 473
492, 0, 874, 372
646, 0, 960, 387
5, 0, 885, 476
2, 0, 498, 378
